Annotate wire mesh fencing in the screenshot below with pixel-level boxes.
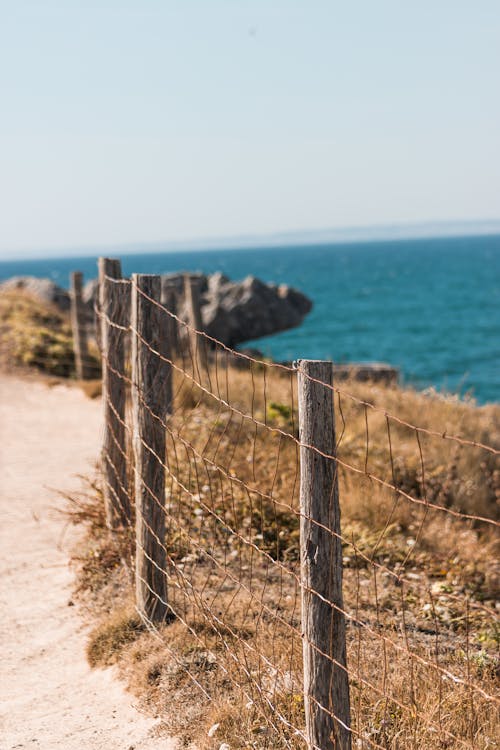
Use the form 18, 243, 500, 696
95, 259, 499, 750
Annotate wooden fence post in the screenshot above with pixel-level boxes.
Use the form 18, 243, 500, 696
297, 360, 351, 750
98, 257, 130, 529
183, 274, 208, 377
70, 271, 91, 380
131, 274, 172, 624
160, 279, 179, 358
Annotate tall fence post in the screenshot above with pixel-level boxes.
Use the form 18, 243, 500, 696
160, 279, 179, 358
183, 274, 208, 377
70, 271, 91, 380
297, 360, 351, 750
131, 274, 172, 624
98, 257, 130, 529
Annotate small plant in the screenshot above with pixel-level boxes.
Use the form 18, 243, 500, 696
267, 401, 294, 428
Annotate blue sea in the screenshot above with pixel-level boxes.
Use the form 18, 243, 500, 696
1, 234, 499, 403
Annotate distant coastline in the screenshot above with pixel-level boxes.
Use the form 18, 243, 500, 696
1, 219, 500, 262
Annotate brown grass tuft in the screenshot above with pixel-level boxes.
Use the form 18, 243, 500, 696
87, 607, 144, 667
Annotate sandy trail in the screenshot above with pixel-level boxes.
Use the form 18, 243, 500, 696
0, 375, 175, 750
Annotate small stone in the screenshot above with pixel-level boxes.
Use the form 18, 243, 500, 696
207, 723, 220, 738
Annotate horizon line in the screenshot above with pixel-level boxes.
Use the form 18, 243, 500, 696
1, 218, 500, 262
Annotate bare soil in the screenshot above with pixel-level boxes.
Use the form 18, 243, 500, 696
0, 374, 176, 750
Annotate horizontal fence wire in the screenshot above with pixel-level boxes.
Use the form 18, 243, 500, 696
96, 271, 499, 750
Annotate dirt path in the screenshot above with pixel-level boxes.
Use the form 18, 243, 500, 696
0, 375, 175, 750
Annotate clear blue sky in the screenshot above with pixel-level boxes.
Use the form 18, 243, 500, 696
1, 0, 499, 258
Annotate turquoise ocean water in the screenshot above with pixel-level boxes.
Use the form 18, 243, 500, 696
1, 234, 499, 403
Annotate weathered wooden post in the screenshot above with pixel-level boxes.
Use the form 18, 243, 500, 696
297, 360, 351, 750
70, 271, 91, 380
160, 279, 179, 358
131, 274, 172, 624
183, 273, 208, 378
98, 257, 130, 529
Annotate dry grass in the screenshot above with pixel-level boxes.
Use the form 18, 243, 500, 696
0, 289, 100, 379
87, 607, 144, 667
68, 356, 499, 749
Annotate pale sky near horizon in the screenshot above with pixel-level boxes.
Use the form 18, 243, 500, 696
1, 1, 499, 259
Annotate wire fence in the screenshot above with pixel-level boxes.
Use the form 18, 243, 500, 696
89, 259, 499, 750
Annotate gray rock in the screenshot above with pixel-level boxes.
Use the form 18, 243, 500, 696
164, 271, 207, 295
82, 271, 312, 348
82, 278, 99, 310
0, 276, 70, 311
200, 274, 312, 347
333, 363, 399, 385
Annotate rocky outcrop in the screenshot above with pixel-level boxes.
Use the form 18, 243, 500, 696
82, 278, 99, 310
333, 363, 399, 385
0, 276, 70, 311
159, 272, 311, 347
85, 271, 313, 348
200, 274, 312, 347
1, 272, 312, 348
